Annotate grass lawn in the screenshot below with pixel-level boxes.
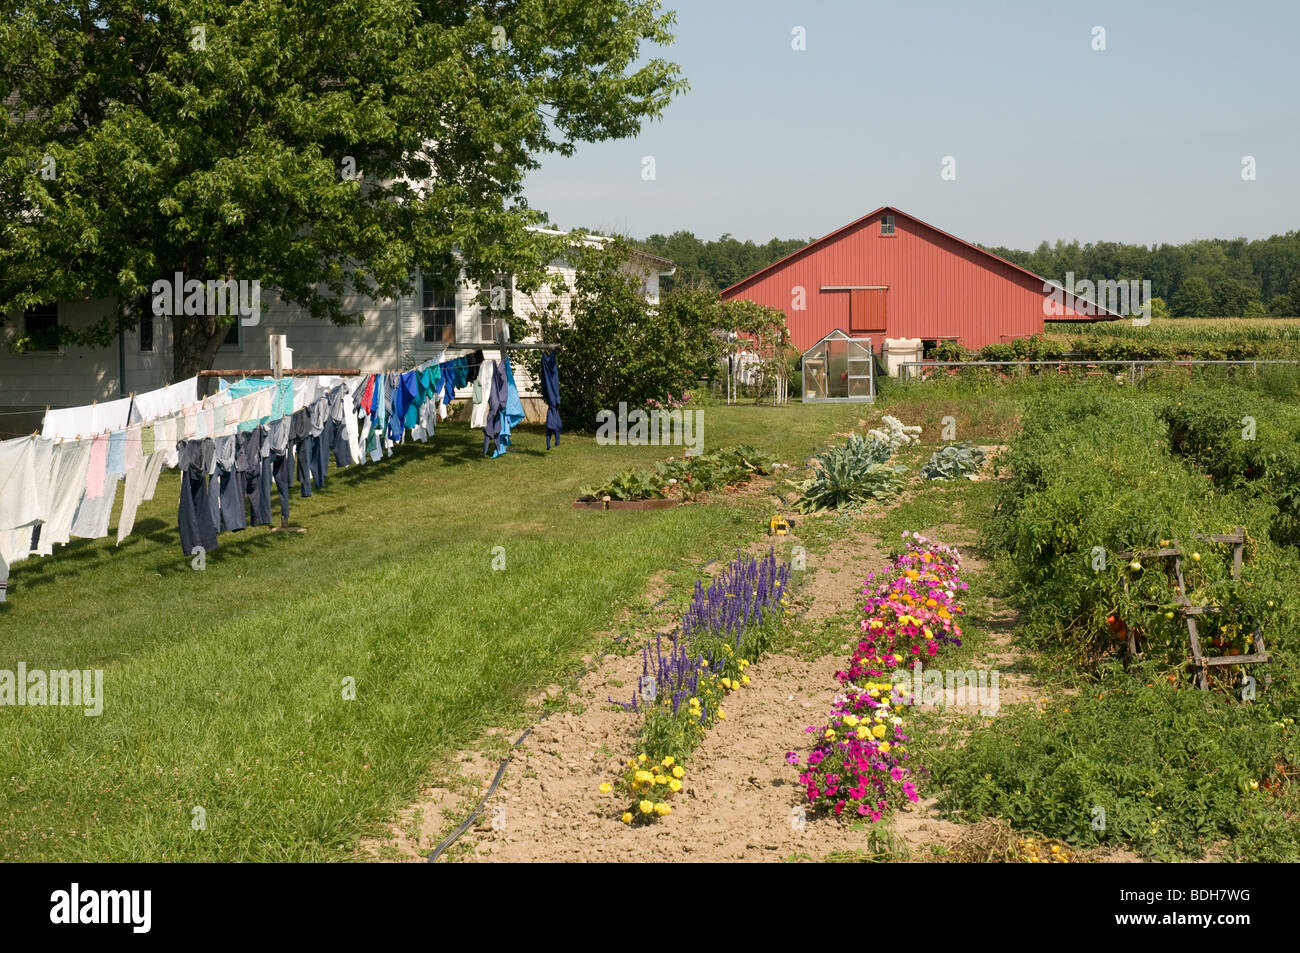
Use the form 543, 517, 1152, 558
0, 402, 863, 861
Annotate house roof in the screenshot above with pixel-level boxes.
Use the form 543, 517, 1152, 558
719, 206, 1123, 321
527, 227, 675, 273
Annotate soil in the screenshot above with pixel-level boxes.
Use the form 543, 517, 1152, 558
359, 475, 1144, 863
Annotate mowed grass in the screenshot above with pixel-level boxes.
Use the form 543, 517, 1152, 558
0, 402, 862, 860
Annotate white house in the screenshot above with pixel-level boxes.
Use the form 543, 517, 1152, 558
0, 231, 674, 434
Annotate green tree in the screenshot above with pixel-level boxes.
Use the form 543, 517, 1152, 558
1171, 277, 1213, 317
1212, 278, 1254, 317
518, 240, 727, 432
0, 0, 687, 378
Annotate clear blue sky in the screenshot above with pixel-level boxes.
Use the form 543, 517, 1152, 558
523, 0, 1300, 250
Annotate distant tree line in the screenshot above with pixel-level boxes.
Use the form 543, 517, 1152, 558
635, 230, 1300, 317
633, 232, 811, 293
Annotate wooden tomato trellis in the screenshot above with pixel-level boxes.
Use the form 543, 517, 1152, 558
1115, 526, 1270, 691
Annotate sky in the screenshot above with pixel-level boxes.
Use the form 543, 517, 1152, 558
522, 0, 1300, 251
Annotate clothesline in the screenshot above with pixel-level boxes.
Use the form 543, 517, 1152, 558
1, 352, 562, 602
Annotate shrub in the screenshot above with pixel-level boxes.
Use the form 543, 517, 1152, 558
516, 240, 728, 432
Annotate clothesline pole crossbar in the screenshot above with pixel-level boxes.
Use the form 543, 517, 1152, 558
197, 369, 360, 378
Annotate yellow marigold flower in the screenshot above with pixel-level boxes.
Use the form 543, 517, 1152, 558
740, 659, 750, 668
654, 803, 671, 816
654, 775, 668, 785
824, 729, 835, 740
637, 754, 647, 763
621, 812, 634, 824
668, 779, 682, 792
672, 766, 684, 779
662, 756, 674, 767
598, 782, 612, 794
635, 770, 654, 784
742, 675, 750, 685
843, 714, 859, 727
639, 800, 654, 814
879, 741, 891, 754
718, 708, 726, 720
872, 723, 887, 739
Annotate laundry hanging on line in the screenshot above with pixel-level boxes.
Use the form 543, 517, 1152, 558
1, 348, 560, 601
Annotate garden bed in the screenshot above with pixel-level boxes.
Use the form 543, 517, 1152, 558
575, 444, 779, 504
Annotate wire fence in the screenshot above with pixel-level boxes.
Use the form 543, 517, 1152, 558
897, 358, 1300, 383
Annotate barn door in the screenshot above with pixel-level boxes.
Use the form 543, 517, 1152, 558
850, 288, 887, 334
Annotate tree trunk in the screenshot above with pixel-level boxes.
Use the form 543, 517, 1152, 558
171, 314, 231, 383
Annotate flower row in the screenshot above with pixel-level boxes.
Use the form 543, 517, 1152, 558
788, 532, 967, 822
603, 548, 793, 824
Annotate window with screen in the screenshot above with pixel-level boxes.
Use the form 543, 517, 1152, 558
880, 215, 895, 236
23, 304, 59, 350
422, 281, 457, 344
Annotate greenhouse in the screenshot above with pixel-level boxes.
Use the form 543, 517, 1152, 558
800, 330, 875, 402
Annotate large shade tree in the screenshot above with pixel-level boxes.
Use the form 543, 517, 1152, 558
0, 0, 686, 378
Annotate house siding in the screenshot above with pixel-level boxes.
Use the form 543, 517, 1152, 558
2, 251, 668, 421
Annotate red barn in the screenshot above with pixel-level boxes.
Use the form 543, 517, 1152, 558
719, 206, 1120, 353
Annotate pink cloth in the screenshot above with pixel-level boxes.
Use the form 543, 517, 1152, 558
85, 434, 109, 500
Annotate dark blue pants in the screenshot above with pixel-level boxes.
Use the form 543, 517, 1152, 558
218, 466, 246, 531
249, 459, 272, 527
178, 466, 219, 556
314, 420, 332, 487
295, 437, 314, 498
272, 450, 292, 522
332, 418, 354, 467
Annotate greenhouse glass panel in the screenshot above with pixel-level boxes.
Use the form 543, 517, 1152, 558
801, 330, 875, 402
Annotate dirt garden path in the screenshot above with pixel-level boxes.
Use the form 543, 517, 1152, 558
360, 467, 1138, 862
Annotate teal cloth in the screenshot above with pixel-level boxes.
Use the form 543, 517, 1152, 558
227, 377, 293, 430
491, 355, 526, 458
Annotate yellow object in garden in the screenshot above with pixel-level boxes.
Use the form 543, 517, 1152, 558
768, 515, 792, 536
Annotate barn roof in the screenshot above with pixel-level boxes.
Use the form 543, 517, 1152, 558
719, 205, 1123, 322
